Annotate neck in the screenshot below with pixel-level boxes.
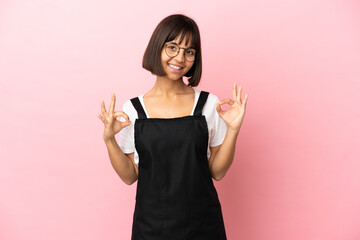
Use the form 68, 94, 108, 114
150, 76, 190, 97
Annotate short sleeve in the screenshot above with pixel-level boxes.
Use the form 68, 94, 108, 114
117, 100, 135, 154
209, 97, 227, 147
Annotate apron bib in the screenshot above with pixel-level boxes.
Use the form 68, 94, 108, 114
130, 91, 227, 240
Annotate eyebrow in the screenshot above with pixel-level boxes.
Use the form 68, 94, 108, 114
168, 41, 195, 49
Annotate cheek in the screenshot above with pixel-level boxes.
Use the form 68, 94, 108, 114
161, 49, 170, 63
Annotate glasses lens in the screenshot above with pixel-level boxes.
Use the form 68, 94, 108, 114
165, 43, 179, 57
185, 49, 196, 62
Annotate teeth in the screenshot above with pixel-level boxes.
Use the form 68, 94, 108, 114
169, 64, 182, 70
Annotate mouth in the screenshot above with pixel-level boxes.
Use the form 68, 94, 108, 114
168, 63, 184, 71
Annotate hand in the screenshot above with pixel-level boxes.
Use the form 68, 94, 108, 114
97, 93, 131, 142
216, 82, 248, 132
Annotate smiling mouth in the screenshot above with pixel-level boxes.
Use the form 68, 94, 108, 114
168, 63, 183, 70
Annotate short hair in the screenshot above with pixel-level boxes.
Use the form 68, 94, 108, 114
142, 14, 202, 87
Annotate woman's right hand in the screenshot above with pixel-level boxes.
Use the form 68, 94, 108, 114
97, 93, 131, 142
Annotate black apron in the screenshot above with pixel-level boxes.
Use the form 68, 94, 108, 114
130, 91, 227, 240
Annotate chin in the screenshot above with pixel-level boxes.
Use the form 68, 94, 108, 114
168, 75, 183, 81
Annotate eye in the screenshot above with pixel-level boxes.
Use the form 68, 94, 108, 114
186, 50, 195, 55
166, 44, 178, 52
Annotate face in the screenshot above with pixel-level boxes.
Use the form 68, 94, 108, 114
160, 34, 195, 81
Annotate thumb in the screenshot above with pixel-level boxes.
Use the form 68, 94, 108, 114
114, 111, 131, 122
216, 103, 224, 115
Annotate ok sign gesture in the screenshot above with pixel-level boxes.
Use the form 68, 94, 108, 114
97, 93, 131, 141
216, 82, 248, 132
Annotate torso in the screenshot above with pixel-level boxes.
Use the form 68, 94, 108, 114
142, 87, 195, 118
131, 89, 227, 239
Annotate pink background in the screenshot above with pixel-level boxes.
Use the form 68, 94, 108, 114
1, 0, 360, 239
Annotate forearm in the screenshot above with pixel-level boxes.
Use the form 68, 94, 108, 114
211, 128, 239, 181
104, 136, 137, 185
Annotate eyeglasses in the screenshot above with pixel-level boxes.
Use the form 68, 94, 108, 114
164, 42, 196, 62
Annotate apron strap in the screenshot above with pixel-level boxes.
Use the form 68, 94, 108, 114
194, 91, 209, 116
130, 97, 147, 119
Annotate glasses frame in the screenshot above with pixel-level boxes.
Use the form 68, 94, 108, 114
164, 42, 197, 62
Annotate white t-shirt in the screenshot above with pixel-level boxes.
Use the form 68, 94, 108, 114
118, 88, 227, 166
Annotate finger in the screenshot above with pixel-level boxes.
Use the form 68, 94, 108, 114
101, 100, 108, 116
216, 103, 224, 115
109, 93, 116, 114
115, 112, 132, 127
114, 111, 131, 122
237, 85, 242, 104
97, 113, 105, 122
96, 113, 103, 120
243, 94, 248, 107
232, 82, 237, 101
218, 98, 234, 105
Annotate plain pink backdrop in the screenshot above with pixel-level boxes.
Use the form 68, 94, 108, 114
1, 0, 360, 239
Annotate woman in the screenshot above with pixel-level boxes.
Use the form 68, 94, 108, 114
98, 14, 248, 240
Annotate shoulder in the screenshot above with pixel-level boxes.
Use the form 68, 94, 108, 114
195, 89, 220, 114
122, 99, 133, 109
122, 98, 138, 121
122, 99, 135, 113
193, 88, 220, 104
207, 91, 220, 104
192, 88, 221, 122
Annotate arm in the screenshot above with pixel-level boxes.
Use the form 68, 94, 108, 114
105, 137, 138, 185
98, 93, 138, 186
209, 82, 248, 181
209, 129, 239, 181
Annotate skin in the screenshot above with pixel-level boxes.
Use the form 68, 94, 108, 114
98, 34, 249, 184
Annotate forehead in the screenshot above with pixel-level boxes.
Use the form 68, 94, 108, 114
167, 34, 194, 48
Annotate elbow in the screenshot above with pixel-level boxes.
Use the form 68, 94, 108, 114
124, 179, 133, 185
124, 179, 134, 186
126, 181, 134, 186
212, 168, 229, 181
210, 168, 222, 181
212, 173, 225, 181
119, 176, 136, 185
213, 176, 223, 181
124, 176, 138, 185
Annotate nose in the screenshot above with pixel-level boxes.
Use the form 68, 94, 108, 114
174, 48, 186, 62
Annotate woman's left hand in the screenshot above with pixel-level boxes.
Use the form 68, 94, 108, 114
216, 82, 248, 132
